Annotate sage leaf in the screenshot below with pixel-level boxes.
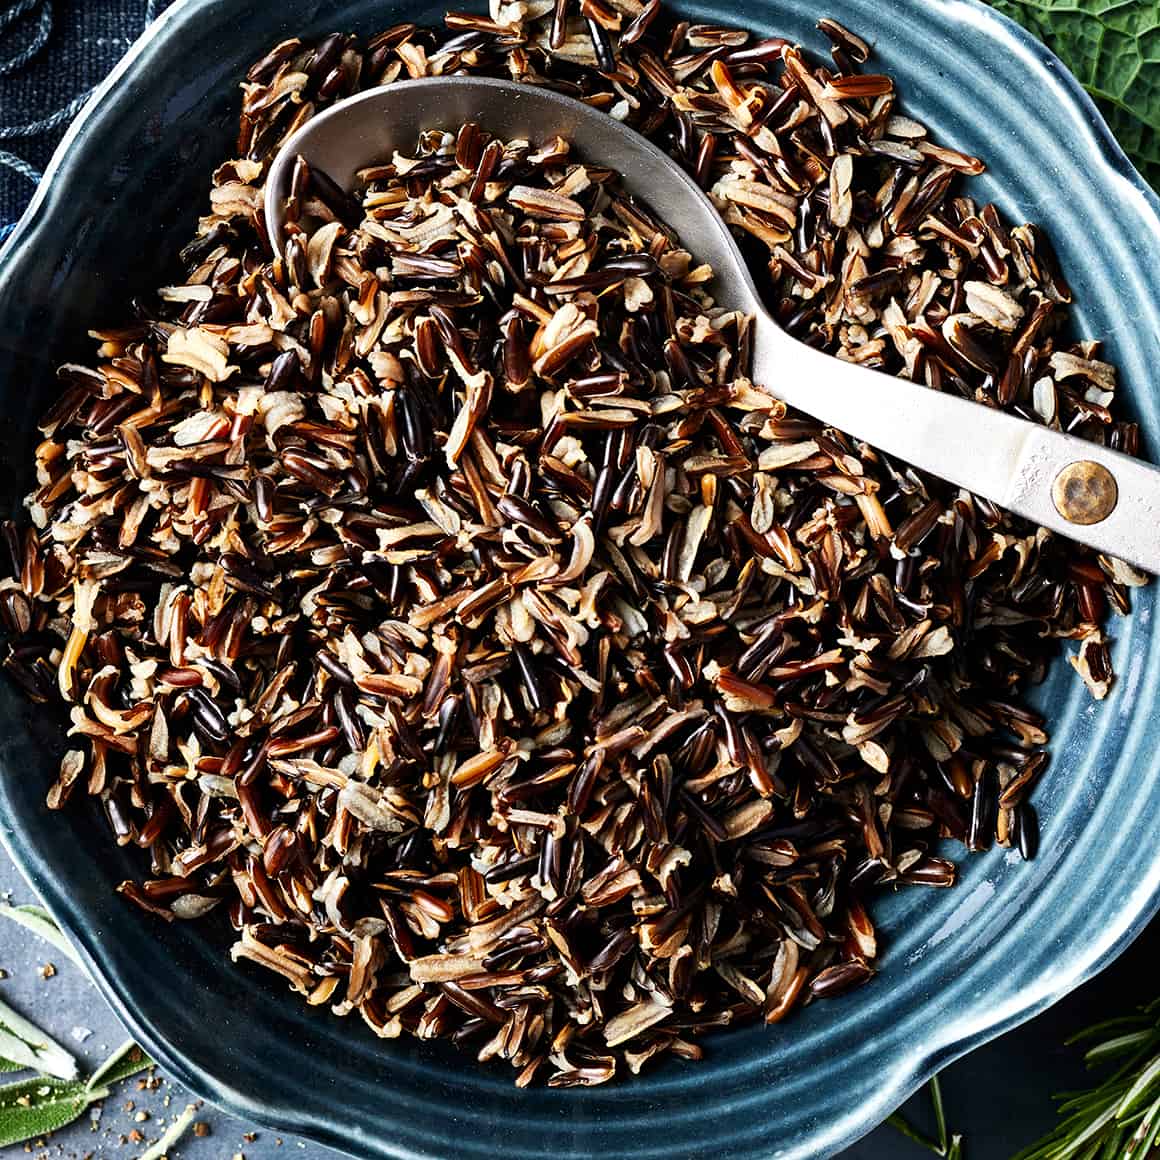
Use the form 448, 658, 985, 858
0, 1028, 68, 1080
0, 1059, 21, 1074
0, 1040, 151, 1150
86, 1039, 152, 1091
989, 0, 1160, 186
0, 999, 78, 1080
0, 904, 82, 967
0, 1075, 104, 1149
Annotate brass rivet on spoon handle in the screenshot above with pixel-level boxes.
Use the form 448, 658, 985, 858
265, 77, 1160, 573
1051, 460, 1118, 525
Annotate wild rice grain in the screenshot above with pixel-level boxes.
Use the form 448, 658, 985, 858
3, 5, 1140, 1090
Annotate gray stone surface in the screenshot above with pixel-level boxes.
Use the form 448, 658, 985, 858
0, 854, 345, 1160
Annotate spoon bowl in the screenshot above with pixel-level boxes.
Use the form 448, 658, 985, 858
264, 76, 759, 315
266, 75, 1160, 572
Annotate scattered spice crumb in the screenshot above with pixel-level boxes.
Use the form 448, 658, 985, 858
193, 1122, 211, 1138
37, 962, 56, 980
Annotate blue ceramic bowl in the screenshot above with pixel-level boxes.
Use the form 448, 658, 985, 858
1, 2, 1159, 1157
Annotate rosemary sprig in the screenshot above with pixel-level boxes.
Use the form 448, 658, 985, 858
1013, 998, 1160, 1160
888, 1076, 966, 1158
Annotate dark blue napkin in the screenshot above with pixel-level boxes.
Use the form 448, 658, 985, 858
0, 0, 173, 239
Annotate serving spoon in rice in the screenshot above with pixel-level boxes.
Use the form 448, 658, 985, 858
265, 76, 1160, 572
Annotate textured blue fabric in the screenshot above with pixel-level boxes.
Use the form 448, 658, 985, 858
0, 0, 173, 233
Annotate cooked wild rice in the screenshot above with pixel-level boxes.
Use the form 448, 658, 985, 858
1, 5, 1148, 1087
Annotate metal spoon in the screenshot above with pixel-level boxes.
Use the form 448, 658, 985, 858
266, 76, 1160, 573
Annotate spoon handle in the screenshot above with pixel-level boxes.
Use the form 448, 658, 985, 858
752, 313, 1160, 573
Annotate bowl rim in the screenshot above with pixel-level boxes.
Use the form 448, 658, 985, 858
1, 1, 1159, 1157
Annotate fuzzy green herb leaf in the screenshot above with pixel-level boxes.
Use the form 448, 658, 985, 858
0, 1059, 22, 1074
0, 999, 77, 1081
0, 904, 82, 967
86, 1039, 152, 1092
0, 1075, 105, 1149
0, 1038, 147, 1150
989, 0, 1160, 186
